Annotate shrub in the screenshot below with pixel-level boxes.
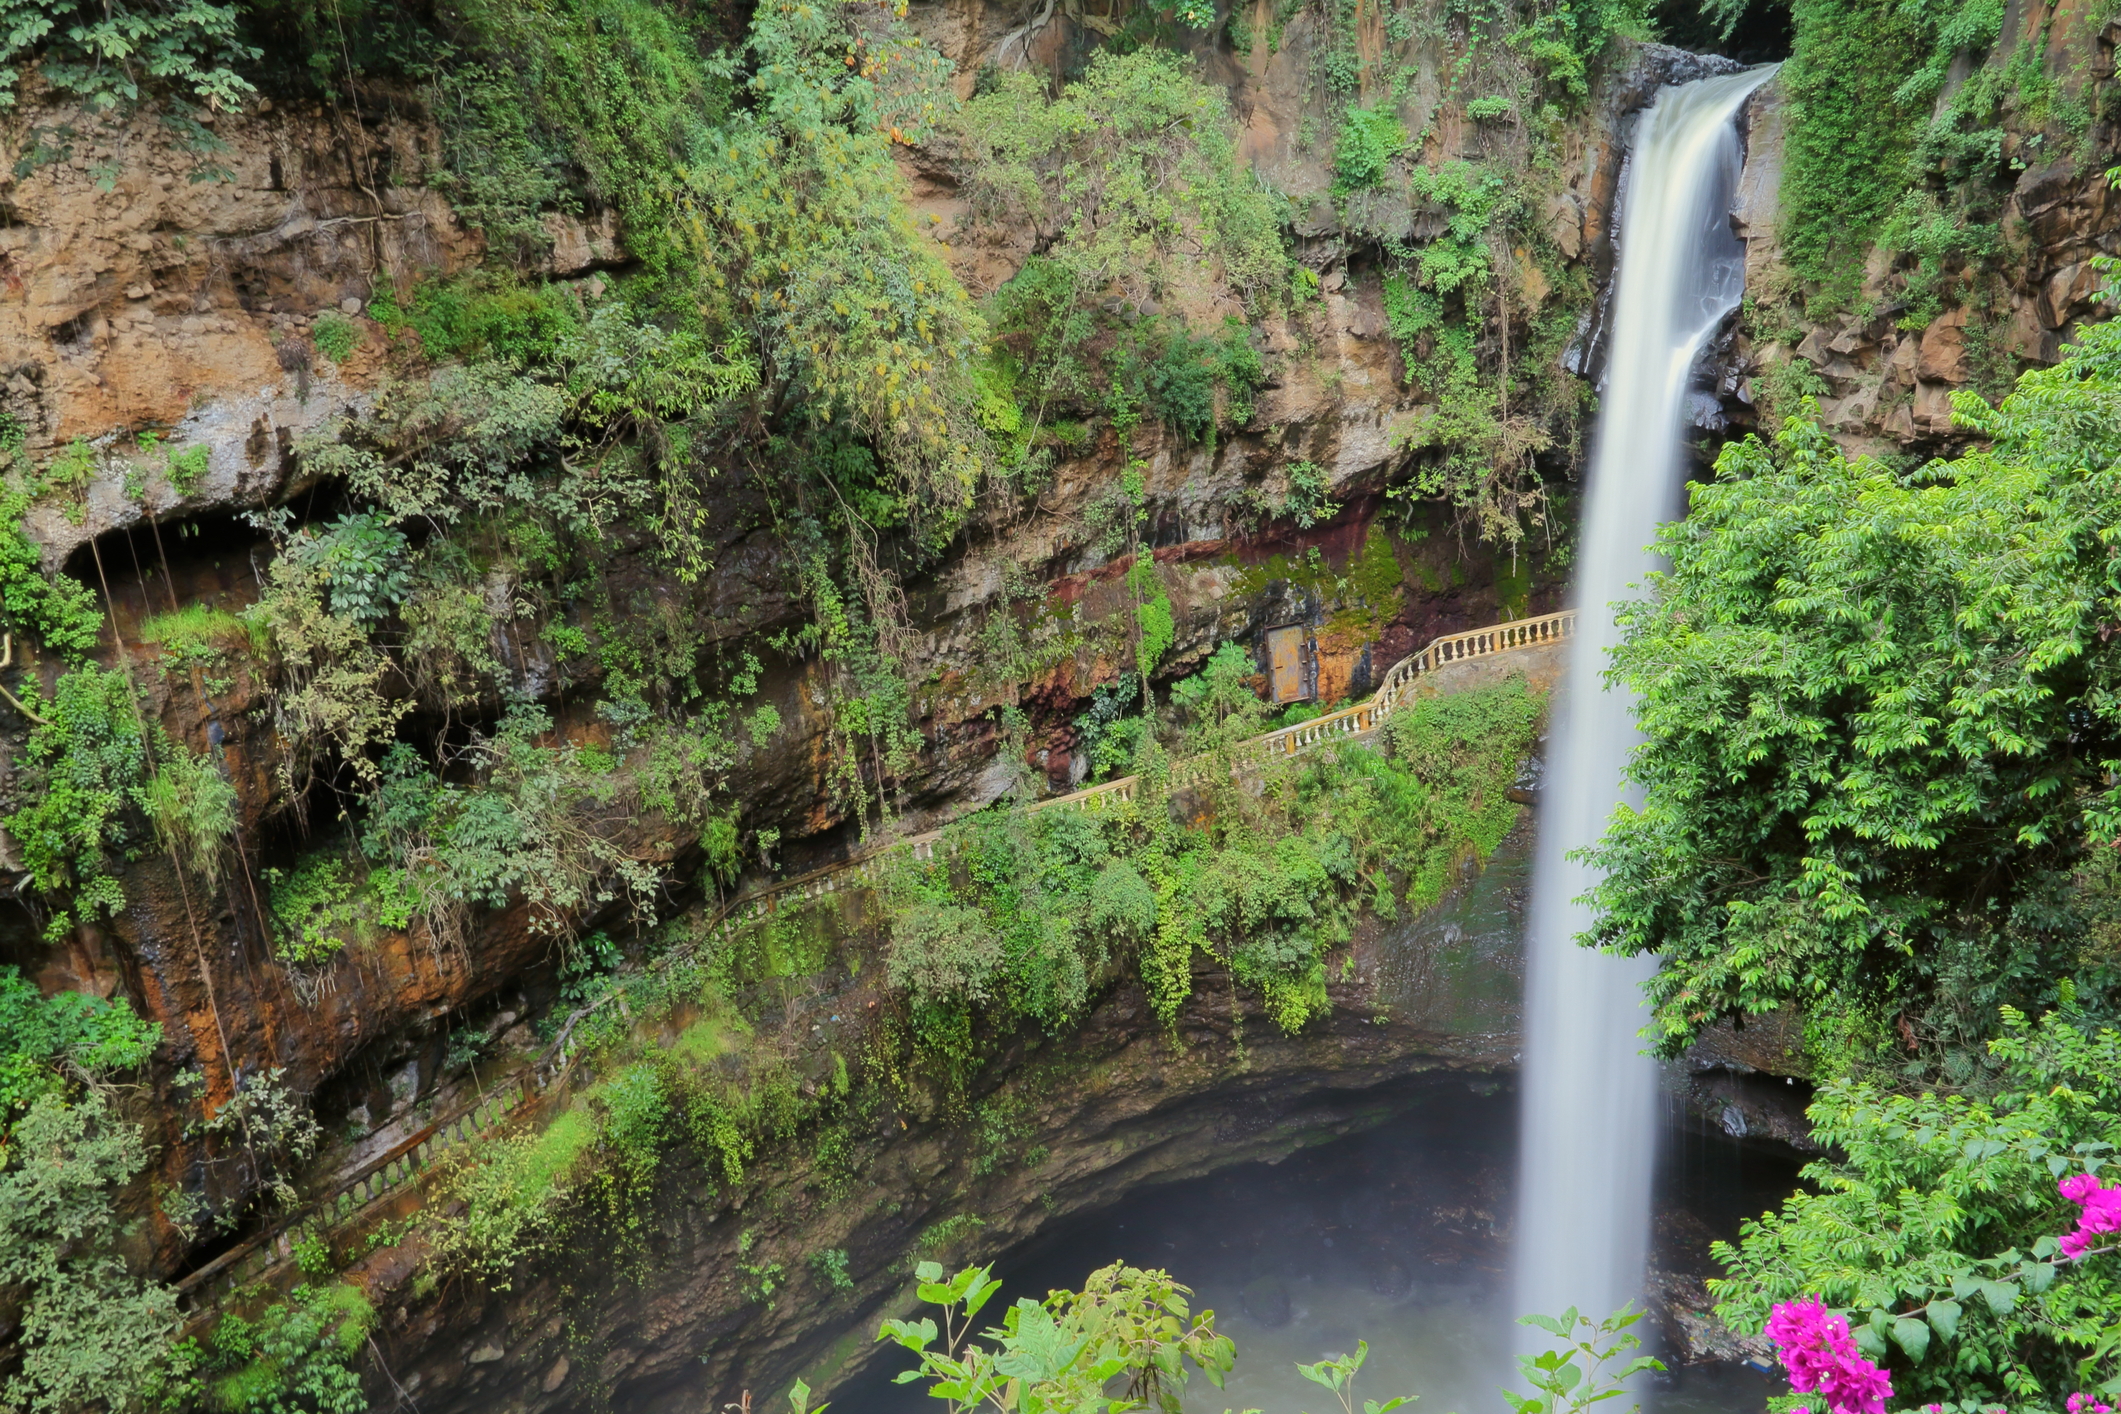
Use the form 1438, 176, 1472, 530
1713, 1008, 2121, 1406
1, 1092, 186, 1414
0, 491, 101, 663
3, 667, 150, 934
0, 967, 159, 1131
142, 742, 239, 887
283, 514, 412, 624
204, 1283, 374, 1414
887, 900, 1004, 1006
265, 854, 360, 968
953, 50, 1288, 309
1333, 105, 1406, 193
310, 312, 358, 365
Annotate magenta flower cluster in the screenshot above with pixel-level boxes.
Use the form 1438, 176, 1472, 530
2068, 1395, 2117, 1414
1766, 1298, 1894, 1414
2058, 1173, 2121, 1259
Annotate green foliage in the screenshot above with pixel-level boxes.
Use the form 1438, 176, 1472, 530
0, 1091, 187, 1414
309, 312, 357, 365
243, 537, 410, 793
887, 898, 1004, 1007
812, 1246, 854, 1291
1075, 677, 1148, 782
1505, 1306, 1663, 1414
1711, 1008, 2121, 1406
954, 50, 1288, 311
4, 666, 149, 935
283, 513, 412, 623
885, 675, 1542, 1038
368, 275, 580, 369
204, 1283, 375, 1414
1279, 459, 1339, 529
1585, 322, 2121, 1059
559, 929, 625, 1007
878, 1260, 1238, 1414
265, 853, 360, 968
0, 967, 159, 1135
1770, 0, 2026, 308
951, 52, 1281, 465
1880, 189, 1999, 330
170, 442, 210, 492
1382, 678, 1544, 909
736, 1226, 786, 1303
0, 0, 258, 112
1381, 159, 1577, 550
422, 1111, 593, 1286
1333, 106, 1406, 195
143, 737, 239, 886
1170, 642, 1269, 755
356, 705, 672, 945
0, 491, 102, 664
1298, 1340, 1412, 1414
1505, 0, 1654, 106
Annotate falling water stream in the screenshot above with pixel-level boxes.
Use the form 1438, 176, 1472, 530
1511, 66, 1776, 1339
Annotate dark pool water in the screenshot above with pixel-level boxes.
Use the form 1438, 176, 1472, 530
829, 1089, 1795, 1414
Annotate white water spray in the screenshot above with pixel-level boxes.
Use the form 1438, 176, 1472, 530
1511, 67, 1774, 1337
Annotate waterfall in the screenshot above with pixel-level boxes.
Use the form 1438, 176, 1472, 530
1511, 66, 1775, 1339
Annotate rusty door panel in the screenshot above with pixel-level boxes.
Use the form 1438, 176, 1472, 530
1267, 626, 1306, 703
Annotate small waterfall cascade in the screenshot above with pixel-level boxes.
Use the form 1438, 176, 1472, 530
1511, 66, 1775, 1337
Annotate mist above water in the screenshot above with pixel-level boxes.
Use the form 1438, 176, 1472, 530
1511, 66, 1775, 1337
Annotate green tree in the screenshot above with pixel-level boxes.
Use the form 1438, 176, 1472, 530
1585, 319, 2121, 1058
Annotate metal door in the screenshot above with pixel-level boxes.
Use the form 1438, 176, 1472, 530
1267, 626, 1307, 703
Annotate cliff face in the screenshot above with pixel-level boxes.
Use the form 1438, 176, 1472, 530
1719, 0, 2120, 450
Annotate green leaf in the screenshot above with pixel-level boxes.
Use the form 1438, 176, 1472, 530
1892, 1316, 1931, 1362
1978, 1280, 2019, 1316
1925, 1299, 1961, 1343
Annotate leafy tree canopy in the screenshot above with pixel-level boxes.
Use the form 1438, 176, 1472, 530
1586, 318, 2121, 1060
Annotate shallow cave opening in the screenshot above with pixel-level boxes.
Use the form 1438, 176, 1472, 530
1653, 0, 1794, 66
63, 509, 272, 616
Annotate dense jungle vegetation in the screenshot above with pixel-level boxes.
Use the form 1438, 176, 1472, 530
0, 0, 2117, 1409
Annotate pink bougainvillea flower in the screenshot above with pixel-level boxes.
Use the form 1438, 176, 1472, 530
2057, 1174, 2121, 1259
1765, 1298, 1894, 1414
2069, 1394, 2117, 1414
